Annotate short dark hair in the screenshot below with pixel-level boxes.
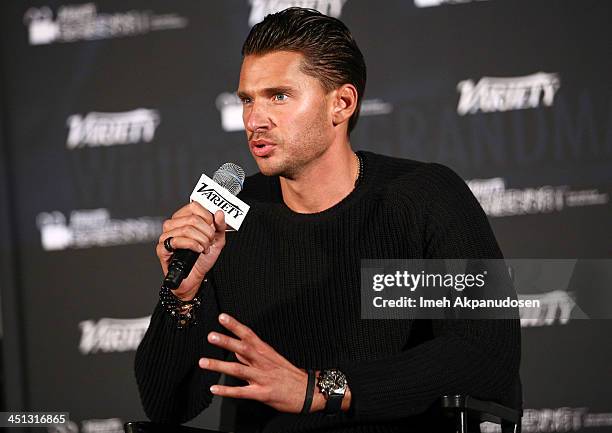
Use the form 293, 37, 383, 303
242, 7, 367, 134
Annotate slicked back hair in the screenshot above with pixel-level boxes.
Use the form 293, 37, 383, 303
242, 7, 367, 134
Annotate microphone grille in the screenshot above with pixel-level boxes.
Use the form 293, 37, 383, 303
213, 163, 245, 196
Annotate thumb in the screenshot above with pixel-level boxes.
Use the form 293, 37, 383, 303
213, 210, 227, 237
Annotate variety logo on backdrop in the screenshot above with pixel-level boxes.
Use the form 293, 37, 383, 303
457, 72, 561, 115
36, 209, 163, 251
79, 317, 151, 354
23, 3, 188, 46
216, 91, 393, 132
415, 0, 488, 7
466, 178, 609, 217
81, 419, 123, 433
248, 0, 347, 26
481, 408, 612, 433
66, 109, 160, 149
48, 418, 123, 433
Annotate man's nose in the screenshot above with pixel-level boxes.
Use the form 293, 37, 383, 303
245, 101, 271, 132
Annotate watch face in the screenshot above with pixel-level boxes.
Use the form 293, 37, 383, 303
319, 369, 347, 395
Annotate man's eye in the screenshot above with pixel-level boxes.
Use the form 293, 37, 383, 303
273, 94, 288, 102
240, 98, 252, 104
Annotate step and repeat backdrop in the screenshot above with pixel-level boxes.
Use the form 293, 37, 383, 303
0, 0, 611, 432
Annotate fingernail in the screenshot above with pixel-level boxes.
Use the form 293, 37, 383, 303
200, 358, 209, 367
210, 386, 217, 393
209, 333, 219, 342
219, 314, 228, 323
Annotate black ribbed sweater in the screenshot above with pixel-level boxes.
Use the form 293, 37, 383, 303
135, 151, 521, 432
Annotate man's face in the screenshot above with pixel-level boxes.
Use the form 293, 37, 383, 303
237, 51, 335, 178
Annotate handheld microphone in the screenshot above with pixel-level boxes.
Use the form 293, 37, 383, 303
163, 163, 248, 290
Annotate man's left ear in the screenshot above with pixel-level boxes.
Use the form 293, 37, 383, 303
331, 84, 358, 127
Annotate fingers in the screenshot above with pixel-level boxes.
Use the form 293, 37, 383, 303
235, 353, 250, 365
208, 384, 261, 400
162, 204, 226, 250
157, 234, 205, 255
216, 314, 295, 369
217, 313, 258, 342
207, 332, 246, 355
163, 214, 215, 242
158, 203, 219, 257
207, 331, 267, 366
172, 201, 214, 225
163, 214, 215, 237
199, 357, 263, 382
213, 210, 227, 245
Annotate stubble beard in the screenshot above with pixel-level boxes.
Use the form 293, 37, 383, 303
264, 139, 328, 180
256, 111, 331, 179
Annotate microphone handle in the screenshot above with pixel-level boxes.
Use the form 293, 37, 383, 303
163, 249, 200, 290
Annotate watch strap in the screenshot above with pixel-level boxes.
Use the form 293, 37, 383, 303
324, 392, 344, 414
301, 369, 316, 415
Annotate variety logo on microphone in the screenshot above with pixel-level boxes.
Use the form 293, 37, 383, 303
248, 0, 347, 26
457, 72, 561, 115
66, 109, 160, 149
190, 174, 250, 230
23, 3, 188, 46
195, 183, 246, 219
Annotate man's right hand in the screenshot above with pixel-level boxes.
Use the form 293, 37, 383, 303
156, 202, 227, 301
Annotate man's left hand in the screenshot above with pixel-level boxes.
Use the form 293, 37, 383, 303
200, 313, 325, 413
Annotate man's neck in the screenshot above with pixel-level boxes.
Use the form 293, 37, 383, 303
279, 144, 358, 214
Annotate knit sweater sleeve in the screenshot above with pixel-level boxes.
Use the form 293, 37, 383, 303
134, 278, 228, 424
337, 162, 521, 421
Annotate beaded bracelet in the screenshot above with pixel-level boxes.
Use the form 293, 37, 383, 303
159, 281, 204, 328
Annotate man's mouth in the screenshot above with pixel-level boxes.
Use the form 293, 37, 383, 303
250, 140, 276, 157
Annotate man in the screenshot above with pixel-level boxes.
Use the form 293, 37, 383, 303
135, 7, 520, 432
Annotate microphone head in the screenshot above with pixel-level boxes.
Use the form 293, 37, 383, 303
213, 162, 245, 196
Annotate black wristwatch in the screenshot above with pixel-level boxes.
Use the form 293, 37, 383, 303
316, 369, 348, 415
